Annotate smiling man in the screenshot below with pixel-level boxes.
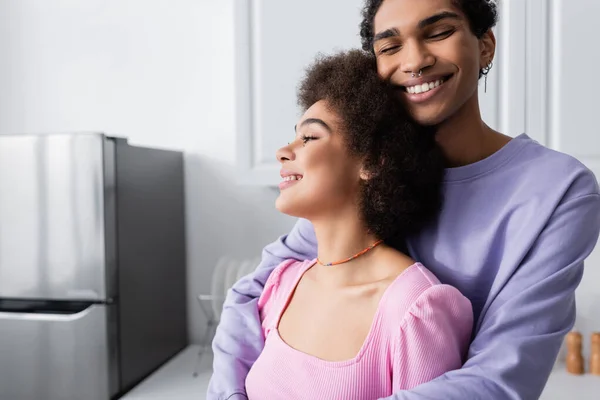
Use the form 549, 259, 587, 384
208, 1, 600, 399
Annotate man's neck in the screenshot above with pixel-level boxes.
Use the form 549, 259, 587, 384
435, 94, 512, 167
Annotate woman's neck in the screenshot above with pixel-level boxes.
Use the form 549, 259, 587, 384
310, 210, 382, 284
435, 93, 512, 167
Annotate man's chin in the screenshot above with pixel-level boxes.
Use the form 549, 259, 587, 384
407, 109, 448, 128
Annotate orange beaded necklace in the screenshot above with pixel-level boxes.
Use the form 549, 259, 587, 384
317, 239, 384, 266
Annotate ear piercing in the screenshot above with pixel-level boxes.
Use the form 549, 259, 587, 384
482, 61, 493, 92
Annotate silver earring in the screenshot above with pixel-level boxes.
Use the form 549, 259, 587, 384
482, 61, 493, 93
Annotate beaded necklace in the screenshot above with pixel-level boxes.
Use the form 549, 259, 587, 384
317, 239, 384, 266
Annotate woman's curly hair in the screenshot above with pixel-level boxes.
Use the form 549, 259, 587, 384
359, 0, 498, 77
297, 49, 444, 242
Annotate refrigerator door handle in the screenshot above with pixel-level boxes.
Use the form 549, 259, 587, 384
0, 303, 98, 322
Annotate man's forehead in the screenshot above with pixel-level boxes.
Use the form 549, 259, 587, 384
373, 0, 464, 32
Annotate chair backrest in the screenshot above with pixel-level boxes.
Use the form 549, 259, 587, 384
209, 256, 261, 320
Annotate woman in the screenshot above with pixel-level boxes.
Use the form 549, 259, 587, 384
244, 49, 472, 399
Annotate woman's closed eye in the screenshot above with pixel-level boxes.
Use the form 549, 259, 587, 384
301, 135, 318, 145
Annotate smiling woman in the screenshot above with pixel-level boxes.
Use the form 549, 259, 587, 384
243, 49, 473, 399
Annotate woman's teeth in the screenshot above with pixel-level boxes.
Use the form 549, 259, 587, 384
283, 175, 302, 182
406, 79, 444, 94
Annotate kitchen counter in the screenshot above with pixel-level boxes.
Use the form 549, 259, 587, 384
540, 365, 600, 400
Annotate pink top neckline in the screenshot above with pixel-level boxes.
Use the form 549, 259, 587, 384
272, 259, 420, 367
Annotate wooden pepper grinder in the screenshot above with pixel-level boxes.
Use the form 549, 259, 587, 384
566, 331, 585, 375
590, 332, 600, 376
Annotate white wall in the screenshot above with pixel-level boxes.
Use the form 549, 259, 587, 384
0, 0, 296, 344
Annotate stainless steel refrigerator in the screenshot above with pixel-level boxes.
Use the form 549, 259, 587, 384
0, 133, 188, 400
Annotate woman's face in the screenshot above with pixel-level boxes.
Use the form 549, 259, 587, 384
372, 0, 495, 126
275, 100, 364, 219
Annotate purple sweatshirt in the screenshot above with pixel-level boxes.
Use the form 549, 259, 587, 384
208, 134, 600, 400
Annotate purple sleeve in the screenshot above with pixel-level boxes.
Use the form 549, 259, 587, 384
206, 218, 317, 400
380, 192, 600, 400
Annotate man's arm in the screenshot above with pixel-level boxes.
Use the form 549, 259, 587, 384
207, 218, 317, 400
381, 191, 600, 400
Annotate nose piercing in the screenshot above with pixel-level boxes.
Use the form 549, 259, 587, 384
411, 69, 423, 78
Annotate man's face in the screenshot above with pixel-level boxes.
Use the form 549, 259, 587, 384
372, 0, 494, 126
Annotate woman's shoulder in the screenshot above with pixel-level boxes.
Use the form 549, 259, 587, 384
377, 246, 441, 291
378, 251, 471, 325
383, 261, 442, 305
268, 258, 314, 288
258, 258, 315, 312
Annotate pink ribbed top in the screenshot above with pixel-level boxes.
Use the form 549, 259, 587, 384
245, 259, 473, 399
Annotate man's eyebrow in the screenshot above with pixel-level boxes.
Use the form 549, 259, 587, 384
373, 11, 461, 43
373, 27, 400, 43
418, 11, 461, 29
294, 118, 332, 133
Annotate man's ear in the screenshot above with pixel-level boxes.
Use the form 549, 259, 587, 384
479, 28, 496, 68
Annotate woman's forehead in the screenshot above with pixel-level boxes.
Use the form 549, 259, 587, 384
300, 101, 340, 127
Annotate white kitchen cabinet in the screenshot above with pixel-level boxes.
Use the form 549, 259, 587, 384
234, 0, 527, 186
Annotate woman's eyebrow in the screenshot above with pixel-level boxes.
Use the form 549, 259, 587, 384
294, 118, 332, 133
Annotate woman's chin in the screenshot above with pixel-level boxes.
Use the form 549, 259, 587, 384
275, 197, 306, 219
275, 197, 292, 214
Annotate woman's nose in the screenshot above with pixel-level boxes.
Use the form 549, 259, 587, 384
275, 142, 295, 163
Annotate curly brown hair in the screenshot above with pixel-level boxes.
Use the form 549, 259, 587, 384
359, 0, 498, 77
297, 49, 444, 242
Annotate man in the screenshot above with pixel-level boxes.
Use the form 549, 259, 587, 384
208, 0, 600, 399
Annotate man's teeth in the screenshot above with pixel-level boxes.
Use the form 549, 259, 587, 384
406, 79, 444, 94
283, 175, 302, 182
